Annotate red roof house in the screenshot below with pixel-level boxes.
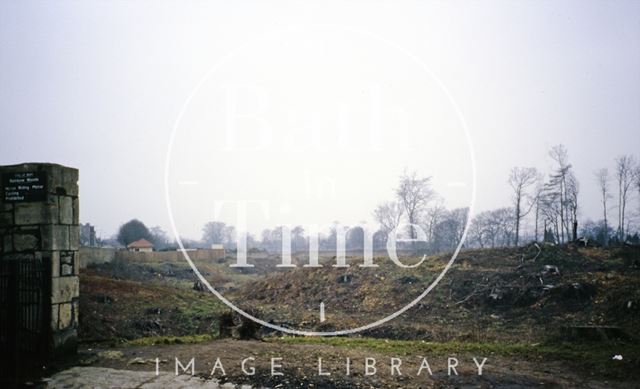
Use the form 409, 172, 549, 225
127, 238, 154, 252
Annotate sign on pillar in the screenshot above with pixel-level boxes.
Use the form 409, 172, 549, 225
0, 163, 80, 359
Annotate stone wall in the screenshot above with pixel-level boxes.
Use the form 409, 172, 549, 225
79, 246, 116, 268
78, 247, 225, 268
115, 248, 226, 263
0, 163, 79, 357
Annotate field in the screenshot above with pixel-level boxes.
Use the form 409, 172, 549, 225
75, 244, 640, 388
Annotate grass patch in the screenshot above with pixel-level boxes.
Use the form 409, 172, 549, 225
121, 334, 216, 347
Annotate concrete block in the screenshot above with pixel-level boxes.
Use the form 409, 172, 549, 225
61, 263, 73, 276
72, 300, 79, 327
13, 232, 39, 251
59, 196, 73, 225
51, 251, 60, 277
62, 168, 79, 197
2, 234, 11, 253
73, 251, 80, 275
49, 165, 79, 197
41, 224, 69, 250
72, 197, 79, 225
51, 304, 60, 331
0, 211, 13, 225
15, 201, 58, 225
60, 251, 73, 265
51, 276, 79, 304
69, 225, 80, 250
58, 302, 73, 329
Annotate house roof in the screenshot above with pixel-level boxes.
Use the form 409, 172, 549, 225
127, 238, 154, 249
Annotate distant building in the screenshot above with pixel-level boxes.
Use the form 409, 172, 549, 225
210, 244, 225, 257
80, 223, 97, 246
127, 238, 154, 252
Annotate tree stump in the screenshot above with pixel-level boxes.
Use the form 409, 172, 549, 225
218, 309, 262, 340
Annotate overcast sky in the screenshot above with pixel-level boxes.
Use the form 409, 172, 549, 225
1, 1, 639, 240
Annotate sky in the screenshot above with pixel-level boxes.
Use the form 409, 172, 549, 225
1, 0, 639, 240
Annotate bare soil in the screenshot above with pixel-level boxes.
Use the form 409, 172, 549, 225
76, 244, 640, 387
80, 338, 637, 388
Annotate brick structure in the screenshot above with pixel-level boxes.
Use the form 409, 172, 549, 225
0, 163, 79, 357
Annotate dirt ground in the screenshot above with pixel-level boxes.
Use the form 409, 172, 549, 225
74, 338, 637, 389
71, 245, 640, 388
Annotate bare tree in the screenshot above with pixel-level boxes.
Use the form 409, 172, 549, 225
431, 207, 469, 252
222, 225, 237, 249
421, 200, 446, 244
261, 228, 282, 252
508, 167, 538, 246
450, 207, 470, 244
594, 168, 611, 246
637, 166, 640, 217
202, 221, 227, 246
261, 229, 272, 247
291, 225, 306, 252
468, 213, 489, 248
532, 178, 545, 242
549, 145, 571, 243
395, 170, 435, 239
149, 226, 170, 250
566, 171, 580, 241
615, 155, 636, 241
468, 208, 515, 248
539, 189, 562, 244
493, 207, 516, 247
545, 144, 572, 243
373, 201, 404, 234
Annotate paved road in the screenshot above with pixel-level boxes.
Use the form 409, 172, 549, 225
44, 367, 256, 389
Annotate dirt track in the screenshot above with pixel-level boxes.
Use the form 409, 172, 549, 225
75, 339, 635, 388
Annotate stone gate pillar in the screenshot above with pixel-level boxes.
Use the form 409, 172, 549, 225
0, 163, 79, 357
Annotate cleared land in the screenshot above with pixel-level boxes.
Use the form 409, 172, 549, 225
73, 245, 640, 388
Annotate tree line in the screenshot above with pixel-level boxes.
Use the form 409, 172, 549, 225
109, 145, 640, 253
468, 146, 639, 249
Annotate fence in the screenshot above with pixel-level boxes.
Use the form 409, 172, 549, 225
0, 257, 51, 384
